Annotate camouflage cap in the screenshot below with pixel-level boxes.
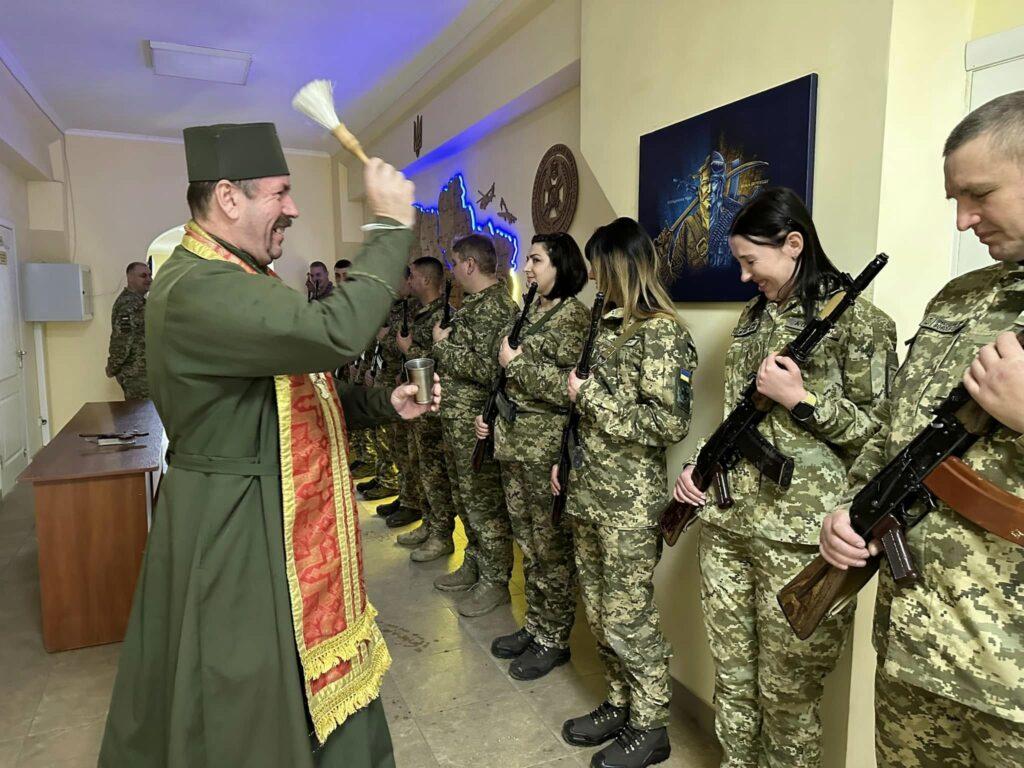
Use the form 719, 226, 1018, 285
182, 123, 289, 182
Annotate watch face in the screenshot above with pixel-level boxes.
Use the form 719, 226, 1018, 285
792, 401, 814, 421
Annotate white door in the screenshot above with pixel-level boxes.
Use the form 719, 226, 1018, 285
955, 31, 1024, 276
0, 224, 29, 495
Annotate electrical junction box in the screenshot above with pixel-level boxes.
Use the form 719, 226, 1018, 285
20, 263, 93, 321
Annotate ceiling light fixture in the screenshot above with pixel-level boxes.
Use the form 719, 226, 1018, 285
149, 41, 252, 85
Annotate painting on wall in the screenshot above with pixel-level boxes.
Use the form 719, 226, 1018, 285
639, 74, 818, 302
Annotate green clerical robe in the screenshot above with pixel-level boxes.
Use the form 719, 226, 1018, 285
98, 221, 413, 768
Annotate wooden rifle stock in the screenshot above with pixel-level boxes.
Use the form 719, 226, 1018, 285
778, 554, 879, 641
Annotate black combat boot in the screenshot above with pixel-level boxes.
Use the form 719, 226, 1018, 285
490, 628, 534, 659
562, 702, 628, 747
356, 477, 381, 494
590, 724, 670, 768
376, 498, 402, 518
385, 507, 422, 528
508, 641, 570, 680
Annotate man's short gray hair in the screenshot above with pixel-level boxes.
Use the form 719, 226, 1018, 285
944, 91, 1024, 163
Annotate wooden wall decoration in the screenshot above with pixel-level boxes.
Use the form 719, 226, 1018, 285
532, 143, 579, 235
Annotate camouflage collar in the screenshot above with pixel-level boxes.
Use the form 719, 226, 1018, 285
462, 280, 506, 307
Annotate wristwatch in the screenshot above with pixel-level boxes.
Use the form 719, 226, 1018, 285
791, 391, 818, 422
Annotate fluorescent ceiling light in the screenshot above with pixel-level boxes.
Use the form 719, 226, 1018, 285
149, 41, 252, 85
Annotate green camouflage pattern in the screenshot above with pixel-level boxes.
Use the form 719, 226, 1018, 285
107, 288, 149, 399
568, 311, 698, 529
434, 281, 519, 422
442, 417, 510, 586
410, 417, 458, 539
847, 260, 1024, 724
572, 519, 669, 729
875, 668, 1024, 767
494, 296, 590, 465
441, 424, 478, 565
394, 422, 424, 513
491, 297, 588, 649
697, 291, 896, 546
371, 426, 399, 493
699, 521, 852, 768
503, 461, 575, 648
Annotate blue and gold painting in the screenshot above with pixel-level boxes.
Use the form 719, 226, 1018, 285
639, 74, 817, 302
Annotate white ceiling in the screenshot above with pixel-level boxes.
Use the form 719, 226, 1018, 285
0, 0, 501, 151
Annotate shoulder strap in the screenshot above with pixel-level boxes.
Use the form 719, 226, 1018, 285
521, 299, 567, 340
594, 320, 644, 369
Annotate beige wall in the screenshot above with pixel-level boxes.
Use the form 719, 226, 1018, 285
972, 0, 1024, 38
43, 135, 334, 434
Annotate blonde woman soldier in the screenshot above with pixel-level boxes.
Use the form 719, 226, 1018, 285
552, 218, 698, 768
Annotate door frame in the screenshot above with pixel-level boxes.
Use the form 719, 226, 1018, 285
0, 216, 34, 496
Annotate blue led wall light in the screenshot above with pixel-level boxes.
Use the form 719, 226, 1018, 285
414, 172, 519, 270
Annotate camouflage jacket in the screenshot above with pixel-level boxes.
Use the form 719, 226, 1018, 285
106, 288, 147, 380
494, 296, 590, 465
697, 291, 896, 545
568, 310, 698, 529
408, 294, 446, 360
380, 298, 418, 385
847, 260, 1024, 723
434, 281, 518, 422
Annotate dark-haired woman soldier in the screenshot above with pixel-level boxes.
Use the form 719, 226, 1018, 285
474, 232, 590, 681
554, 218, 697, 768
672, 187, 896, 768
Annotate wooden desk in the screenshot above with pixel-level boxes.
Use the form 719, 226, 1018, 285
19, 401, 163, 652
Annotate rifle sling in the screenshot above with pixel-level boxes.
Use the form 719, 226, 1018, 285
923, 456, 1024, 548
733, 428, 794, 488
592, 321, 644, 370
519, 298, 568, 342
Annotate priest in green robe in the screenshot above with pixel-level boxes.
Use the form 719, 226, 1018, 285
99, 123, 432, 768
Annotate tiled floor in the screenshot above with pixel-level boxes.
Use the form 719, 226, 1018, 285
0, 481, 720, 767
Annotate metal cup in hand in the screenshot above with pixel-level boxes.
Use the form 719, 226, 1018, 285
404, 358, 435, 404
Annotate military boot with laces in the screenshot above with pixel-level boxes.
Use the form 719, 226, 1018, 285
589, 724, 670, 768
490, 627, 534, 659
508, 640, 570, 680
562, 701, 628, 747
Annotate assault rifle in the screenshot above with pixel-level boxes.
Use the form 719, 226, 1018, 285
471, 282, 539, 472
440, 279, 453, 330
551, 292, 606, 523
659, 253, 890, 546
778, 328, 1024, 640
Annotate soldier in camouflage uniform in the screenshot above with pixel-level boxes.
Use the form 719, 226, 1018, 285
555, 218, 697, 768
673, 188, 896, 768
433, 234, 519, 617
358, 331, 401, 501
396, 257, 461, 560
821, 94, 1024, 767
474, 232, 590, 680
378, 295, 426, 524
106, 262, 152, 399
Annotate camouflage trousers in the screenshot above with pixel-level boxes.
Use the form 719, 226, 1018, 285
395, 422, 425, 513
502, 461, 576, 649
698, 521, 853, 768
116, 373, 149, 400
876, 669, 1024, 768
410, 416, 459, 541
373, 424, 400, 492
349, 427, 377, 467
441, 417, 512, 586
572, 519, 669, 729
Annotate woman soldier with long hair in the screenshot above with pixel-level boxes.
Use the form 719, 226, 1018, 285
673, 187, 896, 768
472, 232, 590, 680
552, 217, 697, 768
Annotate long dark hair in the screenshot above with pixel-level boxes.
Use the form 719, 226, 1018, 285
729, 187, 845, 322
532, 232, 587, 300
